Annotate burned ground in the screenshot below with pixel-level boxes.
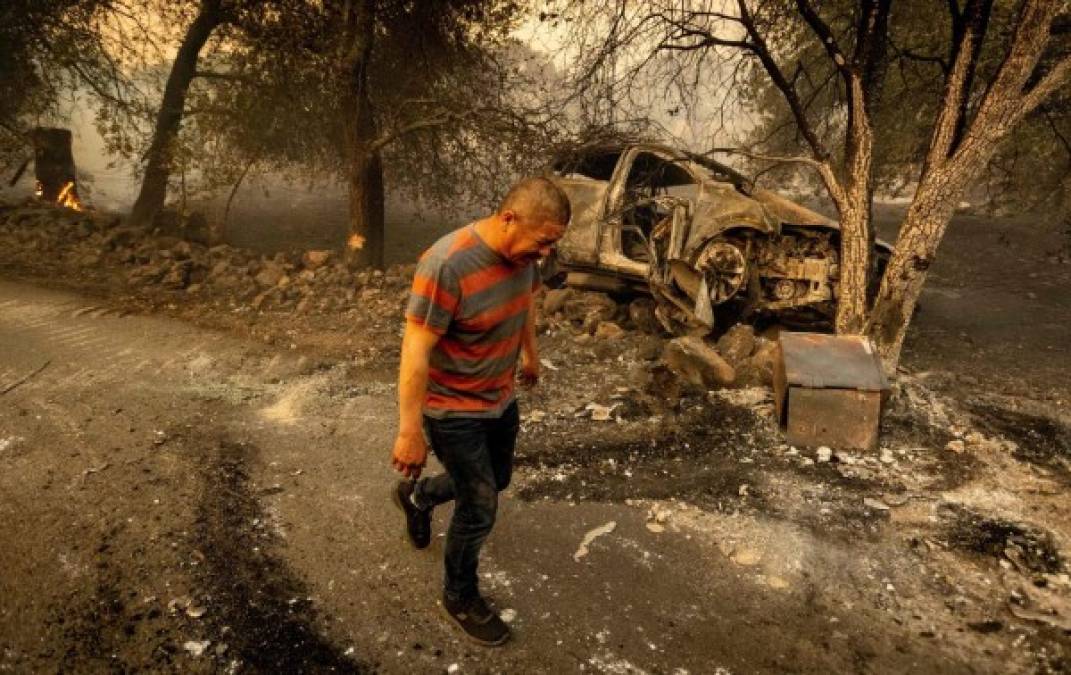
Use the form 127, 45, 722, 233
515, 397, 775, 505
193, 434, 369, 674
967, 403, 1071, 481
940, 503, 1064, 576
1, 201, 1070, 673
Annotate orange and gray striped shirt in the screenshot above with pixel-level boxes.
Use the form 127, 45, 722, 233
406, 224, 539, 418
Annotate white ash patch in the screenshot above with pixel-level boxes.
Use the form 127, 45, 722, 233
587, 650, 650, 674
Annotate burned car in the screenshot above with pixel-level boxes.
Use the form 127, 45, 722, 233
545, 142, 891, 332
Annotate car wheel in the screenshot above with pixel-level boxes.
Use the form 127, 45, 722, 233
696, 238, 748, 304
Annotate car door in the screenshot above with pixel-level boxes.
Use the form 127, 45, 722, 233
598, 146, 700, 279
552, 177, 608, 267
550, 150, 622, 268
594, 146, 649, 278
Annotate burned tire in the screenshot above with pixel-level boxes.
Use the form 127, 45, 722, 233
695, 238, 748, 305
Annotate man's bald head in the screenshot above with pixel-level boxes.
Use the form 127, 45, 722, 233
498, 176, 571, 228
490, 176, 570, 264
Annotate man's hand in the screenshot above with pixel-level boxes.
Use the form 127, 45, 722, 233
519, 356, 540, 389
520, 297, 540, 390
394, 320, 441, 479
391, 430, 428, 479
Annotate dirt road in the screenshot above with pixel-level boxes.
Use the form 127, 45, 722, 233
0, 279, 1065, 673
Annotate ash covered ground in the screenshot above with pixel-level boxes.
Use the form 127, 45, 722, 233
1, 200, 1070, 673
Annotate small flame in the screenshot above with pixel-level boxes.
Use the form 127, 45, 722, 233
56, 181, 83, 211
34, 180, 84, 210
347, 233, 366, 251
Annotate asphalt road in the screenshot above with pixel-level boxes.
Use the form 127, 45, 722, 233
0, 280, 1005, 673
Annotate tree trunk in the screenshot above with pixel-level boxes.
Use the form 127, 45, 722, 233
866, 172, 964, 370
340, 0, 385, 269
870, 108, 1039, 368
127, 0, 223, 229
823, 0, 888, 337
347, 145, 385, 268
834, 195, 871, 334
831, 71, 878, 335
868, 0, 1068, 371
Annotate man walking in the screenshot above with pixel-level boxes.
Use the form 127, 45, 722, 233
390, 177, 570, 646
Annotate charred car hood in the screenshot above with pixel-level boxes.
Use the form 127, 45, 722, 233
690, 182, 835, 233
686, 180, 892, 254
749, 188, 839, 229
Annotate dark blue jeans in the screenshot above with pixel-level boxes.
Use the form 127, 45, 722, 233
412, 402, 519, 602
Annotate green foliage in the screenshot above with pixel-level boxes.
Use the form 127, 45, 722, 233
0, 0, 107, 171
133, 0, 568, 211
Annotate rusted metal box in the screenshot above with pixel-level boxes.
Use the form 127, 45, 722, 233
773, 332, 890, 450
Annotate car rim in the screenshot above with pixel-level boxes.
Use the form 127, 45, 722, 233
695, 240, 747, 304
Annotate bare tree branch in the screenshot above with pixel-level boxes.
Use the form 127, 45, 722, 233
194, 69, 258, 85
708, 145, 843, 202
955, 0, 1064, 167
1043, 107, 1071, 158
222, 159, 254, 228
795, 0, 850, 73
1016, 54, 1071, 125
708, 146, 827, 170
924, 0, 993, 167
736, 0, 830, 162
888, 36, 950, 73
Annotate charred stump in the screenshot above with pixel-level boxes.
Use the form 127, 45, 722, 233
32, 127, 79, 204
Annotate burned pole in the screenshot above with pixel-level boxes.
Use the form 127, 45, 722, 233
31, 127, 79, 206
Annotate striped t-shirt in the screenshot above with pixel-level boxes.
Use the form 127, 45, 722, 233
406, 224, 539, 418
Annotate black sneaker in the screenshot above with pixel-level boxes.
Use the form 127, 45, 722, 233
441, 594, 511, 647
391, 480, 431, 549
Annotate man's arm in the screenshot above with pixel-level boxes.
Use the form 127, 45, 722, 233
519, 298, 540, 388
391, 320, 442, 478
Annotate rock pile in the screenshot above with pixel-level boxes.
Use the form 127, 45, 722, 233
537, 283, 779, 392
1, 201, 778, 394
0, 202, 415, 317
662, 336, 736, 388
